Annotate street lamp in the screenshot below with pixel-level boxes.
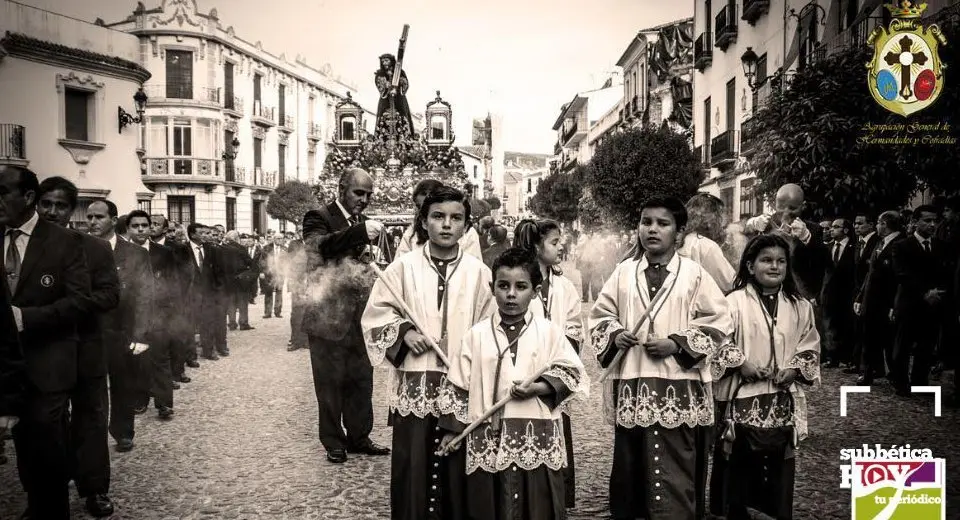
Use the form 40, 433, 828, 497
118, 87, 148, 133
222, 136, 241, 160
741, 47, 760, 90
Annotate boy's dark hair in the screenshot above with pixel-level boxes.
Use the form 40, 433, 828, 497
412, 179, 444, 202
127, 209, 151, 224
37, 176, 79, 210
491, 247, 543, 288
640, 195, 688, 229
913, 204, 939, 220
414, 186, 471, 245
731, 233, 801, 302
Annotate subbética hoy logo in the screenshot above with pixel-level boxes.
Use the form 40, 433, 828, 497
840, 444, 945, 519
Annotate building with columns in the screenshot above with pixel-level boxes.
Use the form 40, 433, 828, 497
0, 0, 152, 223
103, 0, 366, 233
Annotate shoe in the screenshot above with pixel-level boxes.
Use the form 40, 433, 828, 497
347, 440, 390, 456
275, 314, 282, 318
239, 325, 255, 330
202, 353, 219, 361
133, 405, 147, 415
178, 375, 192, 383
85, 494, 115, 517
186, 360, 200, 368
158, 407, 174, 420
326, 449, 348, 463
287, 345, 304, 352
171, 382, 181, 390
842, 366, 861, 375
116, 439, 134, 452
217, 349, 230, 357
855, 375, 873, 385
263, 315, 272, 319
228, 324, 238, 331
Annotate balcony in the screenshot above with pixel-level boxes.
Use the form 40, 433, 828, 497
632, 95, 641, 114
278, 114, 295, 133
561, 154, 578, 172
811, 16, 884, 65
307, 122, 322, 141
251, 102, 276, 127
741, 0, 770, 25
224, 161, 240, 183
694, 32, 713, 71
251, 167, 278, 190
142, 157, 220, 187
740, 117, 759, 156
143, 84, 221, 108
224, 95, 244, 118
553, 141, 562, 155
560, 122, 587, 147
710, 130, 738, 165
714, 4, 739, 51
0, 124, 27, 166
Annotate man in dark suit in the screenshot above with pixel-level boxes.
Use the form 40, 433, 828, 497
86, 201, 156, 451
150, 214, 198, 379
285, 237, 309, 351
1, 165, 92, 519
891, 205, 948, 396
301, 168, 389, 463
128, 210, 179, 415
822, 219, 857, 368
854, 211, 905, 385
846, 214, 882, 375
36, 177, 121, 517
222, 230, 256, 330
1, 275, 26, 468
187, 224, 227, 360
256, 234, 286, 319
481, 224, 509, 269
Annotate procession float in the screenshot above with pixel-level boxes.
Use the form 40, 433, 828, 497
316, 25, 469, 234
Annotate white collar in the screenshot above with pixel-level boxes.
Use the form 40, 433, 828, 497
637, 251, 680, 273
882, 231, 901, 246
834, 237, 850, 248
140, 240, 151, 251
155, 237, 166, 246
492, 309, 534, 331
108, 233, 118, 250
8, 211, 39, 236
335, 200, 353, 221
190, 240, 203, 250
914, 231, 932, 245
860, 231, 876, 243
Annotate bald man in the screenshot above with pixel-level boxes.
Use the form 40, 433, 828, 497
301, 168, 389, 463
745, 183, 828, 300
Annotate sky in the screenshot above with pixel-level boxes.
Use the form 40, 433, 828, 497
24, 0, 692, 153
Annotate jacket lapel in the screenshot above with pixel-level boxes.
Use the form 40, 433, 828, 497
15, 218, 50, 297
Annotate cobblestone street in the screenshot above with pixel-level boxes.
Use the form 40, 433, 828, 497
2, 281, 960, 519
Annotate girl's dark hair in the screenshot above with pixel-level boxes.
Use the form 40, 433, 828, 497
413, 179, 444, 201
640, 195, 688, 229
731, 233, 801, 302
414, 185, 472, 245
512, 219, 563, 275
491, 247, 544, 288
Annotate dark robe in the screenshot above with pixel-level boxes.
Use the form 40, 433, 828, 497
375, 67, 415, 136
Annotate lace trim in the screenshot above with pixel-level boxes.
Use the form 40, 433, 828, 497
543, 366, 583, 397
726, 390, 809, 441
367, 320, 402, 366
436, 379, 470, 424
565, 323, 583, 343
591, 320, 623, 356
710, 340, 745, 380
388, 371, 447, 419
613, 378, 714, 429
675, 328, 716, 357
465, 418, 566, 474
785, 350, 821, 387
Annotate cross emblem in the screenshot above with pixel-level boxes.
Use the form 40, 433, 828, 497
884, 35, 927, 99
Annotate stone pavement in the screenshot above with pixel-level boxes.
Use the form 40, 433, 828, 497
2, 275, 959, 519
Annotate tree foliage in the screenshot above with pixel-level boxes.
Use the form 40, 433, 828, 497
470, 198, 492, 219
586, 125, 704, 226
751, 17, 960, 218
484, 197, 502, 210
529, 165, 585, 223
577, 185, 610, 232
267, 180, 322, 229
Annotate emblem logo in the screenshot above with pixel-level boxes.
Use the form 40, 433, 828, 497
866, 0, 948, 116
40, 274, 54, 287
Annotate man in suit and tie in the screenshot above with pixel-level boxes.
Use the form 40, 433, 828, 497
150, 214, 198, 378
86, 202, 157, 444
256, 234, 287, 319
128, 210, 180, 414
222, 230, 256, 330
846, 214, 882, 375
301, 168, 389, 463
36, 177, 122, 517
854, 211, 905, 385
891, 205, 948, 396
822, 218, 857, 368
186, 223, 227, 360
1, 165, 92, 519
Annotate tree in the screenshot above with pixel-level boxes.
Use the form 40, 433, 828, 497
577, 185, 610, 232
587, 125, 704, 226
470, 198, 492, 219
750, 17, 960, 218
529, 165, 585, 223
484, 196, 502, 210
267, 180, 321, 229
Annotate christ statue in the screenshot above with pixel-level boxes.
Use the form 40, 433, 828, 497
375, 53, 415, 136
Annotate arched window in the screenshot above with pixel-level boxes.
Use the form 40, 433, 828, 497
340, 115, 357, 141
430, 115, 447, 140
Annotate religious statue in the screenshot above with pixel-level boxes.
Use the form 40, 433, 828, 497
375, 53, 415, 136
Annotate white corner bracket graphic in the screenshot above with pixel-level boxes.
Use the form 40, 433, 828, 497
911, 386, 942, 417
839, 386, 872, 416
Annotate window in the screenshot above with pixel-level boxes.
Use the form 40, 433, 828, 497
252, 200, 264, 234
167, 196, 195, 225
720, 187, 735, 223
224, 62, 235, 109
195, 119, 212, 158
253, 137, 262, 168
703, 96, 711, 156
149, 117, 168, 155
527, 179, 532, 193
278, 84, 286, 123
253, 73, 262, 102
340, 115, 356, 141
278, 144, 286, 184
279, 220, 287, 232
226, 197, 237, 231
307, 150, 316, 175
64, 88, 92, 141
165, 50, 193, 99
705, 0, 713, 34
137, 200, 152, 214
725, 78, 735, 132
173, 121, 192, 175
739, 178, 759, 220
70, 198, 94, 231
430, 115, 446, 140
224, 130, 237, 181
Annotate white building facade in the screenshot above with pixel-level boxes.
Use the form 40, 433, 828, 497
104, 0, 364, 234
0, 0, 152, 223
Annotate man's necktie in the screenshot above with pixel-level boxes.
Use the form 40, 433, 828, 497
833, 243, 841, 263
5, 229, 22, 296
858, 238, 866, 258
922, 240, 931, 253
349, 215, 359, 227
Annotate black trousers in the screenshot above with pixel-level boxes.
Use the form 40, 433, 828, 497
69, 375, 110, 497
141, 338, 174, 409
859, 313, 894, 377
107, 342, 141, 442
227, 292, 250, 327
199, 293, 227, 355
263, 288, 282, 317
13, 389, 72, 519
289, 297, 308, 348
892, 311, 941, 388
170, 337, 191, 378
308, 333, 374, 451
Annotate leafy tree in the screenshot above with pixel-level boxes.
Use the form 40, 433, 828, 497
529, 165, 585, 223
484, 197, 502, 210
750, 17, 960, 218
587, 125, 704, 226
267, 180, 321, 229
470, 198, 492, 219
577, 185, 610, 232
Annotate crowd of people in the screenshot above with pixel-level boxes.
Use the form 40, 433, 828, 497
3, 160, 958, 520
0, 165, 304, 519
